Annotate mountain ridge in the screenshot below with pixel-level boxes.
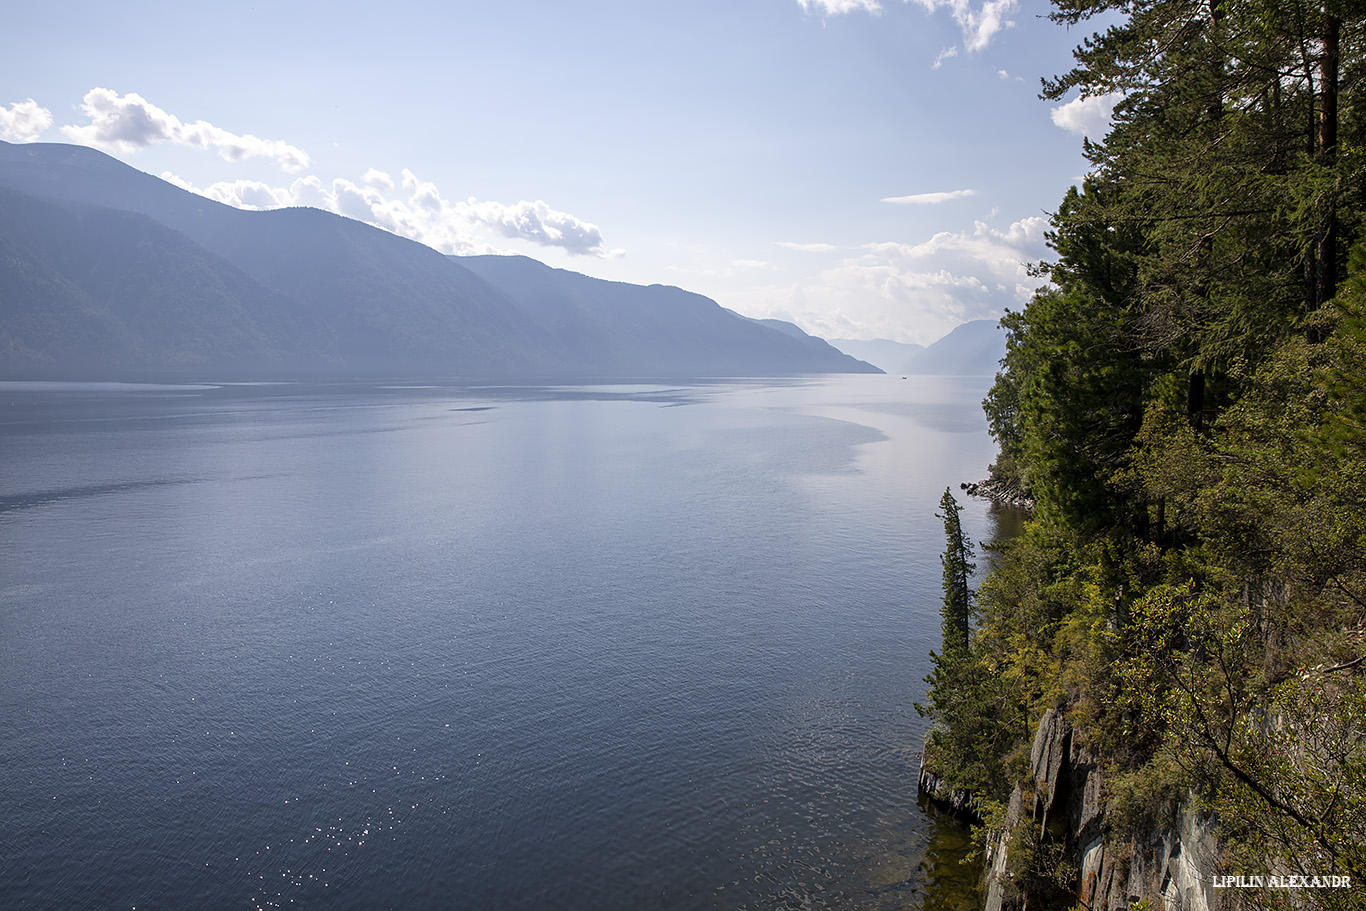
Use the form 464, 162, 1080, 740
0, 140, 879, 379
830, 320, 1005, 376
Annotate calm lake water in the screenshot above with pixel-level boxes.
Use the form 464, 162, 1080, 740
0, 374, 1002, 910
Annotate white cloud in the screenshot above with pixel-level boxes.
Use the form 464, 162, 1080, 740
287, 175, 336, 211
959, 0, 1016, 51
737, 216, 1048, 344
0, 99, 53, 141
158, 170, 194, 192
882, 188, 976, 205
912, 0, 1018, 57
932, 47, 959, 69
796, 0, 1016, 62
162, 166, 619, 258
1050, 91, 1122, 138
62, 88, 309, 172
776, 241, 839, 252
197, 176, 296, 210
797, 0, 881, 13
363, 168, 394, 192
462, 195, 612, 256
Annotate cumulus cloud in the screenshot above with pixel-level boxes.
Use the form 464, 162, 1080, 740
795, 0, 1016, 62
0, 99, 53, 141
912, 0, 1017, 56
157, 171, 194, 192
62, 88, 309, 172
163, 166, 618, 258
463, 196, 611, 256
1051, 91, 1123, 138
363, 168, 395, 192
739, 216, 1048, 344
1051, 91, 1122, 138
797, 0, 881, 13
882, 189, 976, 205
163, 173, 294, 210
833, 217, 1046, 328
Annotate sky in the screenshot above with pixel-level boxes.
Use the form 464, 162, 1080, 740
1, 0, 1121, 346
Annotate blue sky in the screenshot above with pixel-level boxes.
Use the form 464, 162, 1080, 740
2, 0, 1119, 344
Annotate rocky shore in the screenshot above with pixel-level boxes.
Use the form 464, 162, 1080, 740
916, 750, 978, 819
960, 478, 1035, 510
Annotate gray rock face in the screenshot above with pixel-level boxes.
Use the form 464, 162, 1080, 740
983, 709, 1222, 911
983, 787, 1027, 911
961, 479, 1035, 510
917, 750, 978, 818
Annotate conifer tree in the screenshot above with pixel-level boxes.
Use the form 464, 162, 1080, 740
958, 3, 1366, 902
918, 490, 1014, 802
938, 487, 974, 655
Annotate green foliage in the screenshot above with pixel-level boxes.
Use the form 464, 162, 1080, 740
939, 488, 975, 655
945, 1, 1366, 905
1106, 754, 1188, 840
1218, 672, 1366, 882
917, 490, 1019, 802
998, 812, 1079, 911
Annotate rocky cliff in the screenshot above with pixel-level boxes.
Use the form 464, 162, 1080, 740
980, 709, 1222, 911
918, 751, 979, 819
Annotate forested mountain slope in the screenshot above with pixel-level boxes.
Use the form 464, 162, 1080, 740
918, 2, 1366, 908
0, 141, 877, 378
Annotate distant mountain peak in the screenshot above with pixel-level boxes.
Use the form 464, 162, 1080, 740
829, 321, 1005, 376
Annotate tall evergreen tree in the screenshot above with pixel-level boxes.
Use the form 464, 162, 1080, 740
918, 490, 1013, 803
938, 487, 974, 655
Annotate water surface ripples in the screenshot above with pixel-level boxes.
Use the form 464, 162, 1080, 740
0, 376, 1000, 909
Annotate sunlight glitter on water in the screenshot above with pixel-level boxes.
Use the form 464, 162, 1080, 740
1, 375, 992, 910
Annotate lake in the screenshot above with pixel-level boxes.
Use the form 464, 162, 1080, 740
0, 374, 1002, 910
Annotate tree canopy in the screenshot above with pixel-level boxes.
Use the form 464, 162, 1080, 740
957, 0, 1366, 904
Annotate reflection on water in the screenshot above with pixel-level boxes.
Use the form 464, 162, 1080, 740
1, 375, 1000, 910
987, 501, 1030, 543
908, 795, 982, 911
0, 476, 202, 513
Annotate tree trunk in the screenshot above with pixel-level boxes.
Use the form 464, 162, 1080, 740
1187, 369, 1206, 431
1311, 7, 1341, 339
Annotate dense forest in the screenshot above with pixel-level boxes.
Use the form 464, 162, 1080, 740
920, 1, 1366, 908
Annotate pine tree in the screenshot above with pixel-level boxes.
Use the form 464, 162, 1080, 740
938, 487, 974, 655
917, 490, 1014, 802
958, 3, 1366, 899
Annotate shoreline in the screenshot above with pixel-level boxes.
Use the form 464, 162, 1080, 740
960, 478, 1035, 510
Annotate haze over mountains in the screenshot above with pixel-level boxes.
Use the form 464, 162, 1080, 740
0, 141, 877, 379
830, 320, 1006, 376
